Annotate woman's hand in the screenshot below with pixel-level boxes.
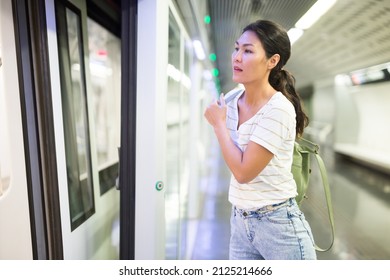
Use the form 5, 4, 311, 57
204, 94, 227, 130
203, 92, 273, 184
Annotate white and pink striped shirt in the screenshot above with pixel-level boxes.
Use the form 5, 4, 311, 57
226, 90, 297, 210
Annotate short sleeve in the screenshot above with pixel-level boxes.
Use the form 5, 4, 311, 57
250, 106, 294, 155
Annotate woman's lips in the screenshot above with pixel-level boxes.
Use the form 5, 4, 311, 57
233, 66, 243, 72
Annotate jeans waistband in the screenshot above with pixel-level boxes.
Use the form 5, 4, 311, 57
235, 198, 293, 217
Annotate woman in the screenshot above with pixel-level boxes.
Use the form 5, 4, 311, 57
204, 20, 316, 260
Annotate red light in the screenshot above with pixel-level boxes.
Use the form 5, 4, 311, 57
97, 49, 107, 56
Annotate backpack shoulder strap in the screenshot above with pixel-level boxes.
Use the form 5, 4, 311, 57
312, 146, 335, 252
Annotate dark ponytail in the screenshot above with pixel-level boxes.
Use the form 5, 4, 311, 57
243, 20, 309, 137
269, 68, 309, 137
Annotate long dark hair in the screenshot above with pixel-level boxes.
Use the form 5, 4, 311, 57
243, 20, 309, 137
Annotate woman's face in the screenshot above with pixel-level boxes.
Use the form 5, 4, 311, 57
231, 30, 274, 85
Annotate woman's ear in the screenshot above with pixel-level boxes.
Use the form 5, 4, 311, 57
268, 54, 280, 70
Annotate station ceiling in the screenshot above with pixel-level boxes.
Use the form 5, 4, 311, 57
175, 0, 390, 92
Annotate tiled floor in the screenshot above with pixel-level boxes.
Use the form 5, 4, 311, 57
189, 138, 390, 260
190, 146, 231, 260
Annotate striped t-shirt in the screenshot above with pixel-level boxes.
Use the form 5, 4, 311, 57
226, 90, 297, 210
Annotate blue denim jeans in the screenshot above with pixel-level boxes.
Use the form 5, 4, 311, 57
229, 198, 317, 260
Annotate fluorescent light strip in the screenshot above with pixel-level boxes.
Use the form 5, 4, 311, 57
295, 0, 337, 30
288, 0, 337, 45
287, 28, 304, 45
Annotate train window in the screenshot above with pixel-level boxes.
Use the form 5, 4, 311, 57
56, 4, 95, 230
166, 11, 181, 259
87, 18, 121, 195
165, 10, 193, 259
0, 48, 11, 197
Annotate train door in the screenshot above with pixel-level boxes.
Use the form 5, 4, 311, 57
0, 0, 34, 259
133, 0, 216, 259
0, 0, 134, 259
47, 0, 122, 259
165, 4, 193, 259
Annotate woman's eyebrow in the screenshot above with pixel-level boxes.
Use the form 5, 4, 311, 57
235, 41, 255, 47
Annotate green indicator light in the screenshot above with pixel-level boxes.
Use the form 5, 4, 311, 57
209, 53, 217, 61
204, 15, 211, 24
212, 68, 219, 77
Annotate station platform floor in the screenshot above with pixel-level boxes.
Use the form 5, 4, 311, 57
188, 137, 390, 260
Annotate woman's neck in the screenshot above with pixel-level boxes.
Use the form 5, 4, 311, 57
241, 82, 276, 107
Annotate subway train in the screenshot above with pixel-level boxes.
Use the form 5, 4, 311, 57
1, 0, 390, 260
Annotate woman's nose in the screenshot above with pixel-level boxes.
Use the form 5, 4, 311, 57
232, 51, 241, 62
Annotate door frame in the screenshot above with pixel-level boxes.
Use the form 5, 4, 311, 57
119, 0, 137, 260
12, 0, 138, 259
12, 0, 63, 259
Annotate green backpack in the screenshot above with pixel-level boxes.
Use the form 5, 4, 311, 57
291, 137, 335, 252
225, 89, 335, 252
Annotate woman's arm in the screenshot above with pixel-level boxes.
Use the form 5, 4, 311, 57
204, 96, 273, 184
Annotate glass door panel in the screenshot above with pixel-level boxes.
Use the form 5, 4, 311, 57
54, 0, 122, 259
177, 38, 192, 259
166, 9, 193, 260
87, 18, 121, 195
166, 11, 181, 259
57, 5, 95, 231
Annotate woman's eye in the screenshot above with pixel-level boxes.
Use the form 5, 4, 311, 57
245, 49, 253, 53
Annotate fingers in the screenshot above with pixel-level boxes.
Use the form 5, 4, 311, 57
219, 93, 225, 107
216, 93, 225, 107
204, 94, 227, 126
